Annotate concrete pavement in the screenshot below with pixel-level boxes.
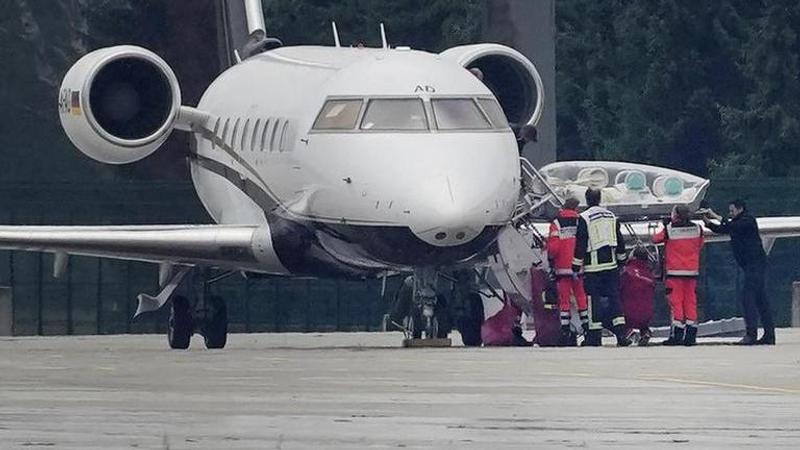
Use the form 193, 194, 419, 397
1, 330, 799, 449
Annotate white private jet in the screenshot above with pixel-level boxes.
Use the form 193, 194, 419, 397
2, 1, 799, 348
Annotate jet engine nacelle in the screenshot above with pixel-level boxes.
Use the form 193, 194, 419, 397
440, 44, 545, 128
58, 45, 181, 164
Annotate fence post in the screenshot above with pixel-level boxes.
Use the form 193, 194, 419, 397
0, 286, 12, 336
792, 282, 800, 327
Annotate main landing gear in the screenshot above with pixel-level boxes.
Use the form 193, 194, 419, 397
166, 271, 230, 350
137, 266, 230, 350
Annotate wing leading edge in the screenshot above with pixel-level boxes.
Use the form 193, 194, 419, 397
0, 224, 288, 274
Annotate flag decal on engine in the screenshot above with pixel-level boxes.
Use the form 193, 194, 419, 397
70, 91, 81, 116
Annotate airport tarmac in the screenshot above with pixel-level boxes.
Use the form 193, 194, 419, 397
1, 331, 799, 449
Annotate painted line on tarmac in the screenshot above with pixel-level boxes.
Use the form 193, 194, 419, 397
637, 376, 800, 394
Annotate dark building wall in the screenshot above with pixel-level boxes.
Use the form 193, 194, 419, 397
483, 0, 557, 167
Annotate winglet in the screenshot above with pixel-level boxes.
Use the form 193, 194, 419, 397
332, 22, 341, 48
380, 23, 388, 49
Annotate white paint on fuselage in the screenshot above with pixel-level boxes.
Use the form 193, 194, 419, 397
191, 46, 520, 248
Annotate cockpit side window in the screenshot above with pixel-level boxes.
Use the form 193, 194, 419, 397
432, 98, 493, 131
360, 99, 429, 131
477, 98, 510, 129
312, 99, 363, 130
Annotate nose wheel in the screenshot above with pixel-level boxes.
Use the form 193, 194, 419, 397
398, 269, 452, 347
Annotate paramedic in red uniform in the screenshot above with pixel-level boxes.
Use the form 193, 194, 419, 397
653, 205, 704, 346
548, 197, 589, 345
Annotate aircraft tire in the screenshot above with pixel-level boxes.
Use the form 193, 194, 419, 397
168, 295, 192, 350
459, 293, 484, 347
203, 295, 228, 349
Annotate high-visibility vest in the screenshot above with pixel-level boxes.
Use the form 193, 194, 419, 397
573, 206, 627, 273
653, 220, 704, 277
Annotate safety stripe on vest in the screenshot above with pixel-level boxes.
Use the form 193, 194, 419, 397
666, 269, 699, 277
666, 224, 702, 240
558, 226, 577, 238
583, 261, 619, 273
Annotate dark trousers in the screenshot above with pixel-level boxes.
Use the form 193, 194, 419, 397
741, 263, 774, 335
584, 270, 625, 331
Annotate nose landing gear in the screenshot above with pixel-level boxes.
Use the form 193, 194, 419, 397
383, 268, 452, 347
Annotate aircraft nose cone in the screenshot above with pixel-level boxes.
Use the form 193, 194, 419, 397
401, 174, 494, 247
408, 203, 486, 247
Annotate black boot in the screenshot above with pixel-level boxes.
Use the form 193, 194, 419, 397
613, 325, 632, 347
736, 328, 757, 346
662, 326, 685, 346
756, 328, 776, 346
683, 325, 697, 347
558, 326, 575, 347
638, 328, 651, 347
583, 329, 602, 347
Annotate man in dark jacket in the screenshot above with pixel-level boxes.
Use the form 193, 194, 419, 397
702, 199, 775, 345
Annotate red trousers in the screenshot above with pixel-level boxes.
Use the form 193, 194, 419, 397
557, 276, 588, 312
665, 277, 698, 325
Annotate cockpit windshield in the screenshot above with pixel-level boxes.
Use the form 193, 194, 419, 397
312, 99, 363, 130
432, 99, 492, 131
311, 97, 511, 133
360, 99, 428, 131
477, 98, 510, 129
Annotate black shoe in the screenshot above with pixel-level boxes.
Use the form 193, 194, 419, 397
662, 326, 685, 346
613, 325, 632, 347
736, 334, 758, 346
638, 329, 651, 347
558, 328, 575, 347
582, 329, 602, 347
756, 330, 776, 346
683, 326, 697, 347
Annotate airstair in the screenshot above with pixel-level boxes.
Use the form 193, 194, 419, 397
512, 156, 563, 227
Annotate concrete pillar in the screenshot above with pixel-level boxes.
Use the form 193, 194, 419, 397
792, 282, 800, 327
483, 0, 557, 168
0, 287, 12, 336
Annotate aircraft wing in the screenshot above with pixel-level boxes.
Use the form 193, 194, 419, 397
0, 224, 275, 272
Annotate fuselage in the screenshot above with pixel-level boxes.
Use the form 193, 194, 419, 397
191, 46, 520, 276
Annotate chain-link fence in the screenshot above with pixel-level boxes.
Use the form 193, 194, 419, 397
1, 179, 799, 335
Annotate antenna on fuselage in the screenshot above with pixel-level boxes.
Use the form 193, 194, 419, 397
332, 22, 341, 48
380, 23, 389, 49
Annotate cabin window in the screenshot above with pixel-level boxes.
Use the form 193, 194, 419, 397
477, 98, 510, 129
432, 99, 492, 131
360, 99, 428, 131
313, 99, 363, 130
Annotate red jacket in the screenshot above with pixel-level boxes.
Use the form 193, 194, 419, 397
548, 209, 580, 276
653, 219, 704, 277
620, 258, 655, 329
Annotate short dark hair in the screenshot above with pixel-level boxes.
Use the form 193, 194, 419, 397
563, 197, 580, 210
585, 188, 601, 207
674, 205, 690, 221
730, 198, 747, 211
